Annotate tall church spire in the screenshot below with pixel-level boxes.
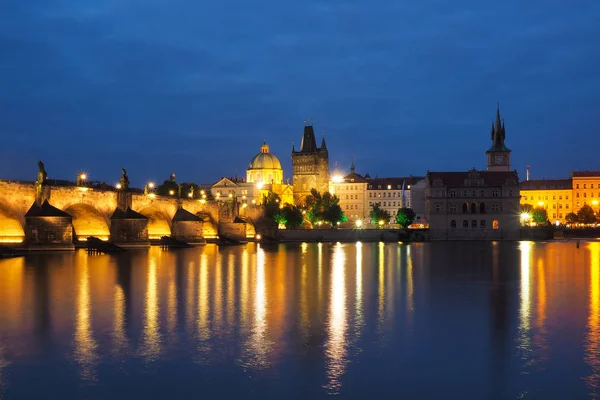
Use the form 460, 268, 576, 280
486, 103, 511, 171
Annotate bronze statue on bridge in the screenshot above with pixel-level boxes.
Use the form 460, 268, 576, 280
37, 160, 48, 184
120, 168, 130, 190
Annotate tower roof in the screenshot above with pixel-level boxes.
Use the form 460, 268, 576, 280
299, 125, 318, 153
487, 103, 511, 153
248, 141, 282, 170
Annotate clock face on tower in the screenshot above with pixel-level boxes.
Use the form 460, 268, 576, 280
495, 156, 504, 165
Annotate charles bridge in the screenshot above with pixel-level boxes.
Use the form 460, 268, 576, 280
0, 164, 261, 249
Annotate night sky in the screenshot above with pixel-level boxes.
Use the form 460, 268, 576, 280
1, 1, 599, 187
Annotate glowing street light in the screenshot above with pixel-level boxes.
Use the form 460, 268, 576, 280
331, 175, 343, 183
169, 190, 175, 196
256, 181, 264, 189
77, 173, 87, 186
355, 220, 362, 227
538, 201, 544, 207
378, 220, 385, 227
593, 200, 599, 206
115, 183, 122, 190
148, 182, 155, 189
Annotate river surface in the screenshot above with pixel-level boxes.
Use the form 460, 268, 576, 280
0, 241, 598, 399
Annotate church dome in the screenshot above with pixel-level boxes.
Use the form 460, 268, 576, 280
248, 142, 282, 170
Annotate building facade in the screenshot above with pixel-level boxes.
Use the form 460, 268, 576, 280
520, 179, 572, 224
425, 170, 520, 239
246, 141, 294, 205
291, 124, 329, 204
571, 171, 600, 216
365, 176, 424, 225
425, 106, 520, 240
329, 163, 369, 222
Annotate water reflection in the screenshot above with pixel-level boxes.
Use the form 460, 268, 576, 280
585, 242, 600, 396
1, 243, 600, 399
325, 243, 347, 393
73, 253, 98, 383
140, 256, 160, 362
248, 245, 269, 369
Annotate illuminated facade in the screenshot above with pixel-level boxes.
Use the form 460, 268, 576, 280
246, 142, 283, 185
366, 176, 424, 226
329, 163, 369, 221
571, 171, 600, 216
519, 179, 571, 224
291, 124, 329, 204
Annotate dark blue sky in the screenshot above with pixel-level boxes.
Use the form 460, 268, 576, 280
1, 1, 599, 187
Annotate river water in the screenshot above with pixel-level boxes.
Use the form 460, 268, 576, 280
0, 241, 598, 399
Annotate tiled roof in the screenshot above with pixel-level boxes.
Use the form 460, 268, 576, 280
111, 207, 148, 220
25, 200, 72, 218
343, 172, 368, 183
367, 176, 425, 190
173, 207, 203, 222
520, 179, 571, 190
572, 171, 600, 178
427, 170, 518, 187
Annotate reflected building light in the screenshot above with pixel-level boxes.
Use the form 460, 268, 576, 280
378, 242, 385, 328
318, 242, 323, 300
517, 241, 533, 371
407, 245, 414, 315
198, 254, 211, 344
355, 242, 363, 330
241, 248, 250, 330
325, 243, 348, 393
214, 254, 223, 331
249, 245, 269, 369
112, 285, 128, 354
186, 261, 195, 332
167, 263, 177, 336
585, 242, 600, 394
74, 259, 98, 382
536, 259, 547, 331
227, 254, 235, 326
141, 257, 161, 362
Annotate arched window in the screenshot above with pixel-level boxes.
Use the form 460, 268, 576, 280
462, 203, 468, 213
450, 220, 456, 228
470, 203, 477, 214
479, 202, 486, 213
463, 220, 468, 228
492, 220, 499, 230
471, 220, 477, 228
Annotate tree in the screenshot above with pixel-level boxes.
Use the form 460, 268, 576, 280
395, 207, 416, 228
263, 192, 281, 219
277, 204, 304, 229
577, 204, 597, 224
531, 207, 548, 225
370, 203, 391, 227
304, 189, 346, 226
156, 178, 202, 199
565, 212, 579, 225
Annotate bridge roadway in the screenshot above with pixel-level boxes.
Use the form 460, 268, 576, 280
0, 180, 259, 245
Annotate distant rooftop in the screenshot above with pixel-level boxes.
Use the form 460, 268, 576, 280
520, 179, 572, 190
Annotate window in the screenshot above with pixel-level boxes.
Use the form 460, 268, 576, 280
559, 204, 563, 209
553, 195, 556, 200
470, 203, 477, 213
552, 213, 556, 218
559, 213, 563, 218
584, 184, 587, 189
545, 196, 548, 200
435, 204, 441, 212
593, 184, 595, 189
449, 204, 457, 212
470, 220, 476, 228
491, 204, 500, 212
576, 184, 580, 189
566, 195, 569, 200
463, 190, 468, 196
472, 191, 476, 197
480, 190, 485, 197
492, 220, 499, 230
383, 202, 387, 206
450, 190, 456, 197
450, 220, 456, 228
584, 193, 587, 198
559, 195, 562, 200
462, 203, 468, 213
566, 204, 569, 209
346, 195, 348, 199
463, 220, 468, 228
552, 204, 556, 209
577, 193, 580, 198
480, 220, 486, 228
479, 203, 486, 213
492, 190, 499, 197
509, 190, 513, 197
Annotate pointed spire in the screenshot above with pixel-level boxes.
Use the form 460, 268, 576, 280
495, 102, 502, 133
351, 157, 355, 173
292, 140, 295, 152
320, 136, 328, 152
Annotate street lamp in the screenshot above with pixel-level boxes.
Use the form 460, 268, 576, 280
77, 173, 87, 186
355, 220, 362, 228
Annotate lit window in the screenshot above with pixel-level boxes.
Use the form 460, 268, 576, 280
492, 220, 499, 230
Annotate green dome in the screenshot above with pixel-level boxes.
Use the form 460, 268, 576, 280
247, 142, 282, 170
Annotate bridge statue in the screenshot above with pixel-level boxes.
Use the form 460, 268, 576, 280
37, 160, 48, 184
120, 168, 130, 190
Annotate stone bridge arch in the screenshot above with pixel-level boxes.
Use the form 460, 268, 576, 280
63, 203, 111, 241
137, 206, 173, 239
0, 199, 25, 243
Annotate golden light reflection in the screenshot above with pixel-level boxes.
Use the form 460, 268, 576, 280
0, 257, 24, 330
325, 243, 347, 393
241, 248, 250, 330
406, 245, 414, 314
518, 241, 533, 367
227, 254, 235, 327
74, 256, 98, 382
214, 252, 223, 330
186, 261, 195, 333
167, 261, 177, 335
318, 242, 323, 299
585, 242, 600, 394
249, 245, 269, 368
111, 285, 128, 354
536, 259, 547, 332
140, 256, 160, 362
378, 242, 385, 328
355, 242, 363, 330
198, 253, 211, 343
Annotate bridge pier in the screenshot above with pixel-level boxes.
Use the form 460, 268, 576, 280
24, 200, 75, 250
110, 182, 150, 247
171, 207, 206, 244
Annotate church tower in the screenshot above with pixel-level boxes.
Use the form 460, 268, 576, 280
486, 104, 511, 171
291, 123, 329, 203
